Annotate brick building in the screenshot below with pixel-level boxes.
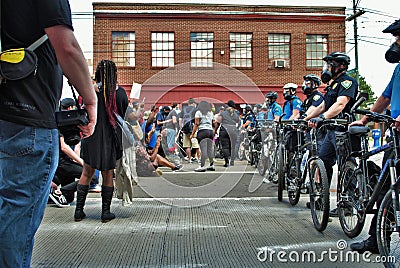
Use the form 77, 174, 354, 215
92, 2, 346, 107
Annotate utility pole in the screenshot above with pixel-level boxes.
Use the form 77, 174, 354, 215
346, 0, 365, 84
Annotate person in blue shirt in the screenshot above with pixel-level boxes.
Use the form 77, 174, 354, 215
349, 19, 400, 255
282, 83, 303, 120
265, 91, 283, 120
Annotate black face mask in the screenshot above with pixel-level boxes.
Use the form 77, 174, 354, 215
385, 42, 400, 63
302, 86, 313, 95
283, 93, 293, 100
321, 71, 332, 84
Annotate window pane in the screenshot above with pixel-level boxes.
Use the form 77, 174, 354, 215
151, 32, 174, 67
268, 33, 290, 60
112, 32, 135, 67
229, 33, 252, 67
305, 34, 328, 68
190, 32, 214, 68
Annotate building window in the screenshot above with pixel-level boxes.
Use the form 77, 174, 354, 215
151, 32, 174, 67
306, 34, 328, 68
268, 33, 290, 60
190, 32, 214, 68
229, 33, 252, 68
112, 32, 135, 67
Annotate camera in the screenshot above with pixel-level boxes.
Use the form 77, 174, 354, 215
55, 109, 89, 146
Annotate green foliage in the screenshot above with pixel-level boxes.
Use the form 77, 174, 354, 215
349, 73, 377, 109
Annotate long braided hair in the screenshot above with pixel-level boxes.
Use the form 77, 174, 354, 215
94, 60, 118, 128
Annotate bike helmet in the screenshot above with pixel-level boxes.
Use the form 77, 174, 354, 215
303, 74, 321, 88
322, 52, 350, 66
245, 104, 252, 111
283, 83, 298, 90
254, 103, 262, 108
265, 91, 278, 99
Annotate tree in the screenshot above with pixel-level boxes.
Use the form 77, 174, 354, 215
349, 73, 377, 109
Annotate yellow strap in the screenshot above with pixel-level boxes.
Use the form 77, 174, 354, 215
0, 49, 25, 63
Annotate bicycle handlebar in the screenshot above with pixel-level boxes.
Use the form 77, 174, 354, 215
355, 109, 395, 125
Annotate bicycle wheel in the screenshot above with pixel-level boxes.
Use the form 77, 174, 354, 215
249, 142, 255, 166
337, 160, 365, 238
268, 146, 279, 184
377, 189, 400, 268
277, 143, 285, 202
237, 141, 245, 161
257, 146, 268, 176
288, 152, 301, 206
309, 158, 330, 232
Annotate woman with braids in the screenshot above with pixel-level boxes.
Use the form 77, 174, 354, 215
74, 60, 122, 222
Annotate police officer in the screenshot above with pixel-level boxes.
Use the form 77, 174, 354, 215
309, 52, 359, 216
241, 105, 256, 129
265, 91, 283, 120
350, 19, 400, 254
282, 83, 302, 119
301, 74, 325, 120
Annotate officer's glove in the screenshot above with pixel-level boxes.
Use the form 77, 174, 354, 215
309, 117, 324, 128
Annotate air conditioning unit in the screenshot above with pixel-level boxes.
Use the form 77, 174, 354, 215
274, 59, 286, 68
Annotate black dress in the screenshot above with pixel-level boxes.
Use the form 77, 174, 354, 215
81, 90, 120, 170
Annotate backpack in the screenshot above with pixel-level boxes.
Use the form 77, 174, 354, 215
181, 105, 196, 134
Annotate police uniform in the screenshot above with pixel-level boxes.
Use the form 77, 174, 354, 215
302, 91, 324, 112
267, 102, 283, 120
243, 112, 256, 128
323, 73, 359, 118
319, 73, 359, 185
282, 96, 303, 119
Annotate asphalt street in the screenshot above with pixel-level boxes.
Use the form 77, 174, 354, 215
32, 157, 395, 268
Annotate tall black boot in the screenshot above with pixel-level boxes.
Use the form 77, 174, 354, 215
74, 184, 89, 222
101, 185, 115, 223
60, 181, 78, 204
224, 157, 229, 167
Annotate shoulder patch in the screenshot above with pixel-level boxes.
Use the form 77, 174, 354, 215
341, 80, 353, 90
313, 95, 321, 101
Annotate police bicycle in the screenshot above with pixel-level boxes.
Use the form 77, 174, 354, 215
265, 116, 285, 200
277, 119, 309, 206
257, 120, 276, 176
334, 102, 400, 265
310, 118, 349, 232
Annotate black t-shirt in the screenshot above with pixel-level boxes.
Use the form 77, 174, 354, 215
116, 86, 129, 118
0, 0, 73, 128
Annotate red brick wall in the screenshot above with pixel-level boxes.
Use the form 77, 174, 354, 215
93, 3, 345, 106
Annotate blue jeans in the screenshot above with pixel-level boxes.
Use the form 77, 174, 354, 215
0, 120, 59, 267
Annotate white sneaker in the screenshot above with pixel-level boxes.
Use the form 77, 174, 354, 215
206, 165, 215, 171
194, 166, 206, 172
49, 189, 69, 208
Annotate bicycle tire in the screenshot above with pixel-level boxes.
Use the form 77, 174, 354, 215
268, 146, 279, 184
238, 141, 245, 161
377, 189, 399, 268
249, 142, 255, 166
257, 146, 268, 176
288, 152, 301, 206
277, 143, 285, 202
337, 160, 365, 238
309, 158, 330, 232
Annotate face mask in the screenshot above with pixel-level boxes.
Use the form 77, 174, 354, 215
321, 63, 333, 83
385, 41, 400, 63
283, 93, 292, 100
302, 81, 313, 95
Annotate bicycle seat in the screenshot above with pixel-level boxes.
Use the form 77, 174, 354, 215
348, 125, 370, 135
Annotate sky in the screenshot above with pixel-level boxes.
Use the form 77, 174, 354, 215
67, 0, 399, 97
